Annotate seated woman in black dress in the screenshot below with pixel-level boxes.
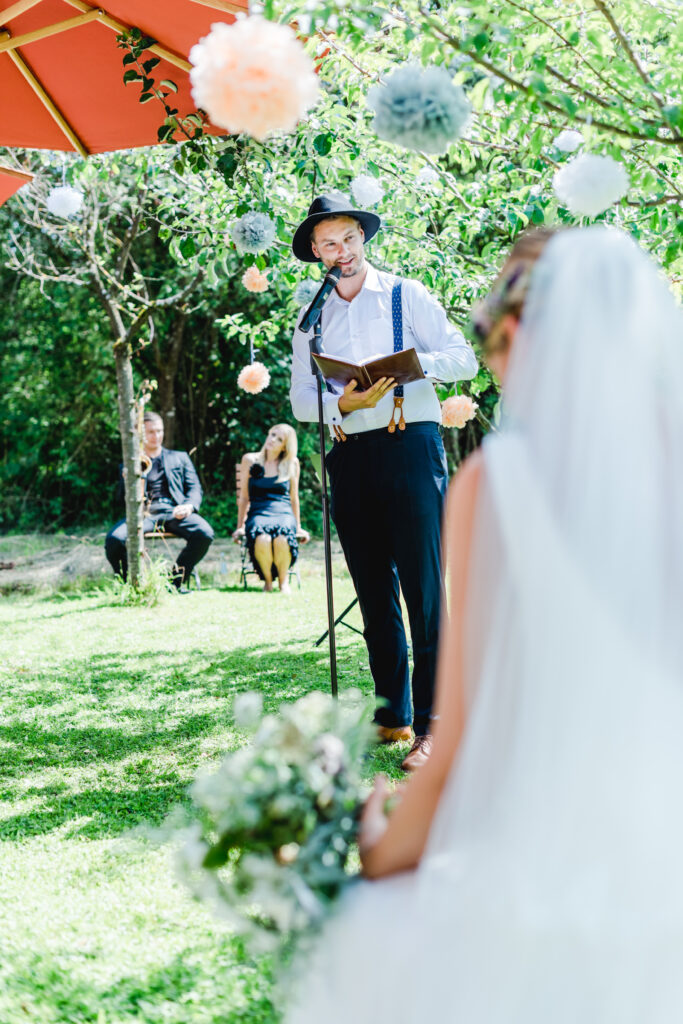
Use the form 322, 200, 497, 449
232, 424, 309, 593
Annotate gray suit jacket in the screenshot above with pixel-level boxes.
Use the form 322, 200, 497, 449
116, 448, 203, 510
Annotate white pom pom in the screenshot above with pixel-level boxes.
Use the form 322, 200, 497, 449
416, 166, 441, 188
46, 185, 83, 218
350, 174, 384, 207
553, 154, 629, 218
554, 129, 584, 153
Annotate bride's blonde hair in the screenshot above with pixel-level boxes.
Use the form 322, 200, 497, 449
472, 228, 558, 345
256, 423, 298, 481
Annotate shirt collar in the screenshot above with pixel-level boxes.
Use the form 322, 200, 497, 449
330, 261, 382, 304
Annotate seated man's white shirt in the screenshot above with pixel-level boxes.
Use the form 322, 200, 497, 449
290, 263, 478, 435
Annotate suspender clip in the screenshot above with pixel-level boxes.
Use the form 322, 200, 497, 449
387, 396, 406, 434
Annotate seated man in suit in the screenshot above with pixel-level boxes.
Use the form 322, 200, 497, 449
105, 411, 214, 589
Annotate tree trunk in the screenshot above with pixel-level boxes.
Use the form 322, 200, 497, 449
114, 338, 144, 587
153, 312, 186, 449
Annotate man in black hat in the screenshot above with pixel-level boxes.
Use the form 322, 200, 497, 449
290, 194, 478, 771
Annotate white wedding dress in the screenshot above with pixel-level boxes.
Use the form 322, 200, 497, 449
285, 228, 683, 1024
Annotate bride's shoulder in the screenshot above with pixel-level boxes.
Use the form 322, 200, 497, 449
446, 451, 483, 536
450, 449, 484, 496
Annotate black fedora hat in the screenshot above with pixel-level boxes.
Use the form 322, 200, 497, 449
292, 194, 381, 263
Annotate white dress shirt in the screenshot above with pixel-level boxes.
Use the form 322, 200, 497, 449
290, 263, 479, 434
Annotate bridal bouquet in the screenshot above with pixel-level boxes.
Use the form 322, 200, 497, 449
177, 690, 375, 954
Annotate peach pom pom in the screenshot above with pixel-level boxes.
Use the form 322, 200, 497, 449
238, 361, 271, 395
442, 395, 478, 429
189, 18, 320, 140
242, 266, 269, 293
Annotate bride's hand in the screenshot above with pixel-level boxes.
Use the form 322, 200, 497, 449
359, 775, 391, 862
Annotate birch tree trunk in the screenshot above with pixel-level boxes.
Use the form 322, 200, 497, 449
114, 337, 144, 587
154, 312, 186, 449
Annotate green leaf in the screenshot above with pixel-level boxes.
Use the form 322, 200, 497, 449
160, 79, 178, 93
528, 76, 549, 97
313, 133, 333, 156
139, 93, 155, 103
469, 76, 490, 113
123, 70, 141, 84
421, 38, 437, 63
557, 93, 578, 117
122, 53, 136, 66
180, 236, 196, 258
217, 151, 238, 184
202, 845, 228, 870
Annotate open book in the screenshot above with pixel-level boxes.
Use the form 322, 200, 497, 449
311, 348, 424, 389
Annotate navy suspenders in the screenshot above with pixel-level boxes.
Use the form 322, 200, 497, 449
388, 278, 406, 433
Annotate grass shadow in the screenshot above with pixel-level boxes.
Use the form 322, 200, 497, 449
0, 640, 375, 841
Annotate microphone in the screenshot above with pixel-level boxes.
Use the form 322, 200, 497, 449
298, 265, 342, 333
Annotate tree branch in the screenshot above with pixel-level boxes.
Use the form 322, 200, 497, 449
417, 7, 682, 146
503, 0, 650, 112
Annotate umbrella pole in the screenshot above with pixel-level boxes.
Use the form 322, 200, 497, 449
310, 321, 338, 698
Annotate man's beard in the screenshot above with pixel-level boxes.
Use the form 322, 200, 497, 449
338, 254, 364, 277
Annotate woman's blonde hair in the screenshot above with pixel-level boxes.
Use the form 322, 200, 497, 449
257, 423, 298, 481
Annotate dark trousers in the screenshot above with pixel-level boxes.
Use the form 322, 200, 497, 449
327, 421, 448, 735
105, 512, 214, 582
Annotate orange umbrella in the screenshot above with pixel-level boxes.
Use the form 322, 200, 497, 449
0, 0, 247, 154
0, 162, 32, 203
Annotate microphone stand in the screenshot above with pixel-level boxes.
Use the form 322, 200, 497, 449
309, 318, 338, 698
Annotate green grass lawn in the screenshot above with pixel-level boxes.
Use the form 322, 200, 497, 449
0, 571, 410, 1023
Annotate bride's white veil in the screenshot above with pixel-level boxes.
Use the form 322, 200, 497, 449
418, 227, 683, 1023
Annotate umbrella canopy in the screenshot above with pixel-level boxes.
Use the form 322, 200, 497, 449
0, 0, 247, 154
0, 162, 32, 203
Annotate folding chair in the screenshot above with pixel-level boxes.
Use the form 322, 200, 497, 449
235, 463, 301, 590
144, 523, 201, 589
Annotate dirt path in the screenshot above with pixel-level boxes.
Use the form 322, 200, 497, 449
0, 533, 344, 593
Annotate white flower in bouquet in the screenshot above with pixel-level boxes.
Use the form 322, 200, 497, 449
554, 128, 584, 153
47, 185, 83, 217
368, 65, 471, 154
350, 174, 384, 206
177, 689, 375, 958
553, 153, 629, 218
314, 733, 346, 776
189, 17, 320, 140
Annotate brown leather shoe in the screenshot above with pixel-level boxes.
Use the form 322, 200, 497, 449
377, 724, 413, 744
401, 734, 433, 772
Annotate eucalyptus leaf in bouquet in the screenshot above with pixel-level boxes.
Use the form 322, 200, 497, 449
176, 689, 375, 955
